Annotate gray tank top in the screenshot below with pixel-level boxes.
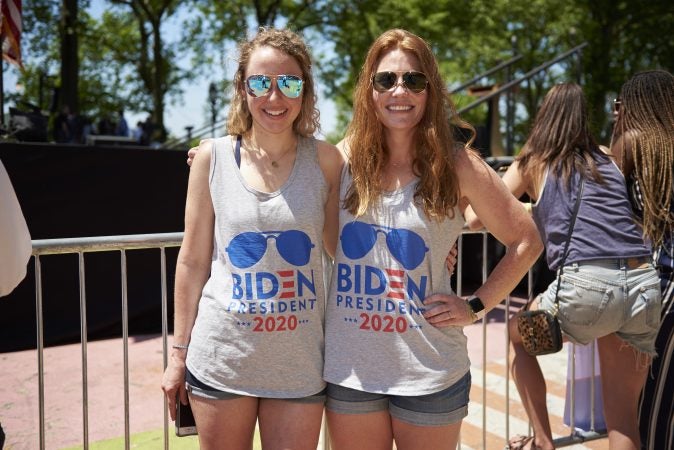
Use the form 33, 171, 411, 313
533, 155, 651, 270
186, 135, 328, 398
324, 166, 469, 395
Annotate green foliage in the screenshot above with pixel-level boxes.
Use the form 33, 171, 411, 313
14, 0, 189, 141
78, 11, 146, 117
59, 426, 263, 450
573, 0, 674, 141
13, 0, 673, 147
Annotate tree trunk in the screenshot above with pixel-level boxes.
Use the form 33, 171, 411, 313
151, 19, 166, 142
60, 0, 78, 114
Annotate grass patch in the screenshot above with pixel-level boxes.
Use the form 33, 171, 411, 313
61, 427, 262, 449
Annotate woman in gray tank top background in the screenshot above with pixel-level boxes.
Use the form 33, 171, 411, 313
323, 29, 543, 450
161, 28, 343, 450
465, 83, 661, 450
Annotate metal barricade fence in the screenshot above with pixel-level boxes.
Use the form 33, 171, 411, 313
20, 231, 607, 449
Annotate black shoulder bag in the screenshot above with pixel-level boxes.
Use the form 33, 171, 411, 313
516, 177, 585, 356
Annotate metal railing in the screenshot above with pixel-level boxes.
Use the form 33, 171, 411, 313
161, 118, 227, 151
454, 42, 588, 157
449, 54, 523, 95
30, 233, 183, 450
457, 42, 588, 116
19, 230, 606, 449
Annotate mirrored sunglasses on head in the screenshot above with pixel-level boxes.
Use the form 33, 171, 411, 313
246, 74, 304, 98
372, 71, 428, 94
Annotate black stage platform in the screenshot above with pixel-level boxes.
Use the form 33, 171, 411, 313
1, 142, 189, 352
0, 142, 550, 353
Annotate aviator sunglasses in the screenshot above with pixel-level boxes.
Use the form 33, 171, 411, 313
372, 71, 428, 94
245, 74, 304, 99
226, 230, 315, 269
340, 221, 429, 271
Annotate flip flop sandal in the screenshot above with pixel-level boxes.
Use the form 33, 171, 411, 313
506, 435, 541, 450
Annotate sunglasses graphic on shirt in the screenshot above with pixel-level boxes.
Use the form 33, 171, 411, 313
339, 221, 429, 270
226, 230, 314, 269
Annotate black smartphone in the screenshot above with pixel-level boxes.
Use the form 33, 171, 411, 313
175, 395, 198, 437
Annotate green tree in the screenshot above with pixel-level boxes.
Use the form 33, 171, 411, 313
15, 0, 188, 142
108, 0, 187, 142
577, 0, 674, 140
12, 0, 673, 147
60, 0, 80, 114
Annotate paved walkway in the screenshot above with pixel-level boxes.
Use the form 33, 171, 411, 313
0, 317, 608, 449
1, 334, 166, 449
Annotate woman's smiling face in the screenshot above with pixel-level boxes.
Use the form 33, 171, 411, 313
244, 45, 304, 136
371, 49, 427, 134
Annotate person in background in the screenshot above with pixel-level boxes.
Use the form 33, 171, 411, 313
0, 158, 31, 449
140, 114, 155, 145
115, 109, 129, 137
323, 29, 542, 450
611, 69, 674, 450
131, 120, 144, 143
161, 27, 342, 450
465, 83, 660, 450
0, 159, 31, 297
53, 106, 71, 143
81, 116, 94, 144
97, 114, 115, 136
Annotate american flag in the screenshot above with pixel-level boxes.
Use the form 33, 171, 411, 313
0, 0, 22, 67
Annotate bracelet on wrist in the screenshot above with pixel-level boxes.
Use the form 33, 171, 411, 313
172, 344, 189, 350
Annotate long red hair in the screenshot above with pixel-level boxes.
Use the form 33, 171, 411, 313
343, 29, 475, 219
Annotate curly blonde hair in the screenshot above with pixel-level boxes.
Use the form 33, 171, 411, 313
343, 29, 475, 219
613, 70, 674, 248
227, 27, 320, 137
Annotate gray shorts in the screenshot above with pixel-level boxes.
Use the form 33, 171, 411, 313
539, 257, 661, 355
185, 368, 326, 404
326, 371, 470, 426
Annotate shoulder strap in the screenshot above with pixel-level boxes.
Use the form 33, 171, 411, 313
553, 176, 585, 307
234, 135, 242, 168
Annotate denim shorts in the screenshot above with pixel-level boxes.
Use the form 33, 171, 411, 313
538, 258, 661, 355
326, 371, 471, 426
185, 368, 326, 404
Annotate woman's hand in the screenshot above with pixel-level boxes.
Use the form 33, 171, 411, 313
445, 243, 458, 277
186, 139, 212, 166
161, 353, 188, 421
422, 293, 475, 327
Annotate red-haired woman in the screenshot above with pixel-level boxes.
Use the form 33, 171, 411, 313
323, 29, 542, 450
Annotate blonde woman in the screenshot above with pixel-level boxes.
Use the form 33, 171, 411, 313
162, 28, 342, 450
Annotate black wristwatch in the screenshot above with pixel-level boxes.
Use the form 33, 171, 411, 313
467, 295, 486, 320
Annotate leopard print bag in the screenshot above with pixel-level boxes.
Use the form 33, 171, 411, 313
516, 306, 562, 356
